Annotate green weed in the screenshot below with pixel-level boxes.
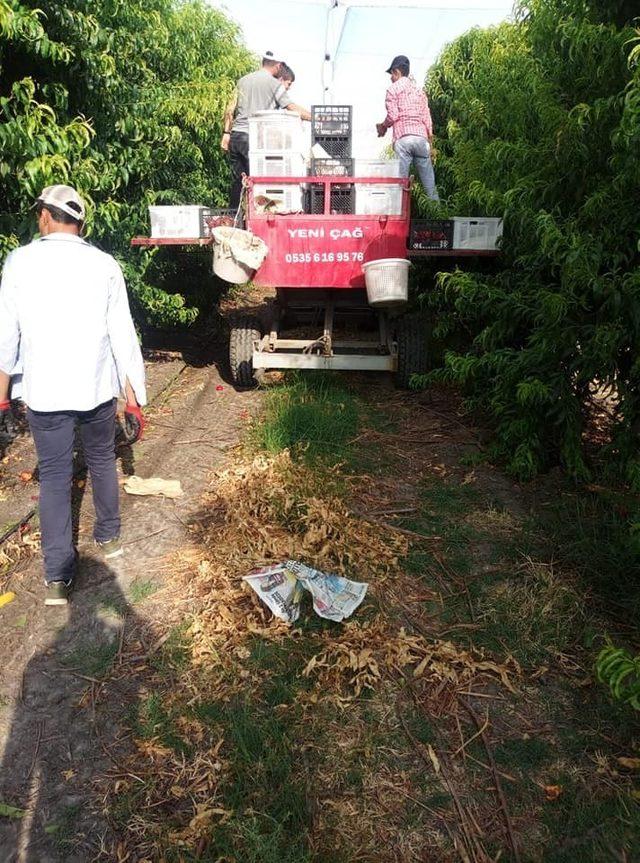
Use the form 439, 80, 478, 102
474, 558, 587, 665
136, 693, 190, 755
149, 622, 191, 677
251, 372, 359, 464
128, 579, 159, 604
62, 640, 118, 678
44, 803, 81, 853
535, 491, 640, 616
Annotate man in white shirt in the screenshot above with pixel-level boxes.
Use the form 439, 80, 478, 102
0, 185, 147, 606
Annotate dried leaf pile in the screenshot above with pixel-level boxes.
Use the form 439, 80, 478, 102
171, 451, 517, 702
103, 447, 521, 860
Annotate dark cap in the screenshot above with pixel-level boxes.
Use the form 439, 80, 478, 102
386, 54, 410, 74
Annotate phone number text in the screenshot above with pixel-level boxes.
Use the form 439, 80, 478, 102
285, 252, 364, 264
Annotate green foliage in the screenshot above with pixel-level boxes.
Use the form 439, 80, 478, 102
419, 0, 640, 483
596, 642, 640, 709
0, 0, 253, 326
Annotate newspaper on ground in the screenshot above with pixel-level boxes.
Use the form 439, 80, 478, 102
243, 559, 368, 624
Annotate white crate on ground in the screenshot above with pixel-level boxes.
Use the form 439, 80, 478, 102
253, 183, 304, 213
249, 110, 305, 152
249, 151, 306, 178
149, 206, 202, 238
354, 159, 401, 178
452, 217, 503, 250
355, 183, 403, 216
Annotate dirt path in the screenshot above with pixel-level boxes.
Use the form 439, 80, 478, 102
0, 331, 262, 862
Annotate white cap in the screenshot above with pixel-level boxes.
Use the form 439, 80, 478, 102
35, 184, 86, 221
262, 49, 285, 64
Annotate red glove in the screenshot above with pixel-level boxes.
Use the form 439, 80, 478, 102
0, 400, 16, 439
124, 403, 145, 443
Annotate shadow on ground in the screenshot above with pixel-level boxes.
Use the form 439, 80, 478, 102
0, 560, 146, 862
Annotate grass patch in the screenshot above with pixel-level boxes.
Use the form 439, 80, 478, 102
62, 640, 118, 678
251, 372, 359, 464
208, 698, 314, 861
135, 692, 191, 755
495, 735, 552, 773
44, 803, 81, 854
149, 622, 191, 677
540, 775, 640, 862
129, 579, 159, 604
474, 558, 587, 665
535, 489, 640, 617
98, 599, 126, 618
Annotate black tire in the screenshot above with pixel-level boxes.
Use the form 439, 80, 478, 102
395, 315, 429, 389
229, 316, 262, 388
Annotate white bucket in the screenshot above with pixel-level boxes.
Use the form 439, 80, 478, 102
212, 226, 268, 284
362, 258, 410, 307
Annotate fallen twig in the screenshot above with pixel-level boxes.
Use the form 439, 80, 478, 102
358, 514, 441, 542
459, 698, 522, 863
123, 527, 167, 546
399, 711, 488, 863
452, 712, 489, 758
26, 719, 44, 780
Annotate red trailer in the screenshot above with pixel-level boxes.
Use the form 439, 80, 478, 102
132, 175, 499, 389
225, 173, 420, 388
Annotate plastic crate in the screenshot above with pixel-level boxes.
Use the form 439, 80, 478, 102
249, 110, 306, 152
311, 105, 352, 137
149, 205, 202, 238
308, 183, 355, 215
409, 219, 453, 250
312, 134, 351, 159
200, 208, 243, 238
249, 151, 306, 178
452, 217, 503, 250
354, 183, 403, 216
310, 157, 354, 177
252, 183, 304, 214
354, 159, 401, 179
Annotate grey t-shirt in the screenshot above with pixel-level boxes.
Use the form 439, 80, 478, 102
232, 68, 293, 134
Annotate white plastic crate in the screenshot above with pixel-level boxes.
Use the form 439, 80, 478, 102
252, 183, 304, 214
452, 217, 503, 250
149, 205, 202, 238
354, 159, 401, 179
249, 151, 306, 178
249, 110, 305, 153
354, 183, 403, 216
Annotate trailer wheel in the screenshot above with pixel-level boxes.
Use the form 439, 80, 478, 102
395, 315, 428, 389
229, 316, 262, 388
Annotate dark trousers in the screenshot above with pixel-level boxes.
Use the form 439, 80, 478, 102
228, 131, 249, 209
27, 399, 120, 583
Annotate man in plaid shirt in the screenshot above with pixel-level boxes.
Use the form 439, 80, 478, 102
377, 54, 439, 201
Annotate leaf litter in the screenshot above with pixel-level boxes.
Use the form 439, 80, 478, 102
98, 446, 520, 861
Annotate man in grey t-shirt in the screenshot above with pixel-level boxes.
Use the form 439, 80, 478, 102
221, 51, 311, 209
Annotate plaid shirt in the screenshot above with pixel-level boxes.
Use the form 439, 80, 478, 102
383, 76, 433, 143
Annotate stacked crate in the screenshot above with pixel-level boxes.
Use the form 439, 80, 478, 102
249, 110, 306, 212
353, 159, 403, 216
309, 106, 354, 214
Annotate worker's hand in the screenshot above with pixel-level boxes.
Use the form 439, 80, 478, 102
376, 123, 387, 138
0, 400, 16, 440
123, 403, 145, 444
221, 131, 230, 152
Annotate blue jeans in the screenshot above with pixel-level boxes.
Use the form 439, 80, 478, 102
394, 135, 439, 201
27, 399, 120, 583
